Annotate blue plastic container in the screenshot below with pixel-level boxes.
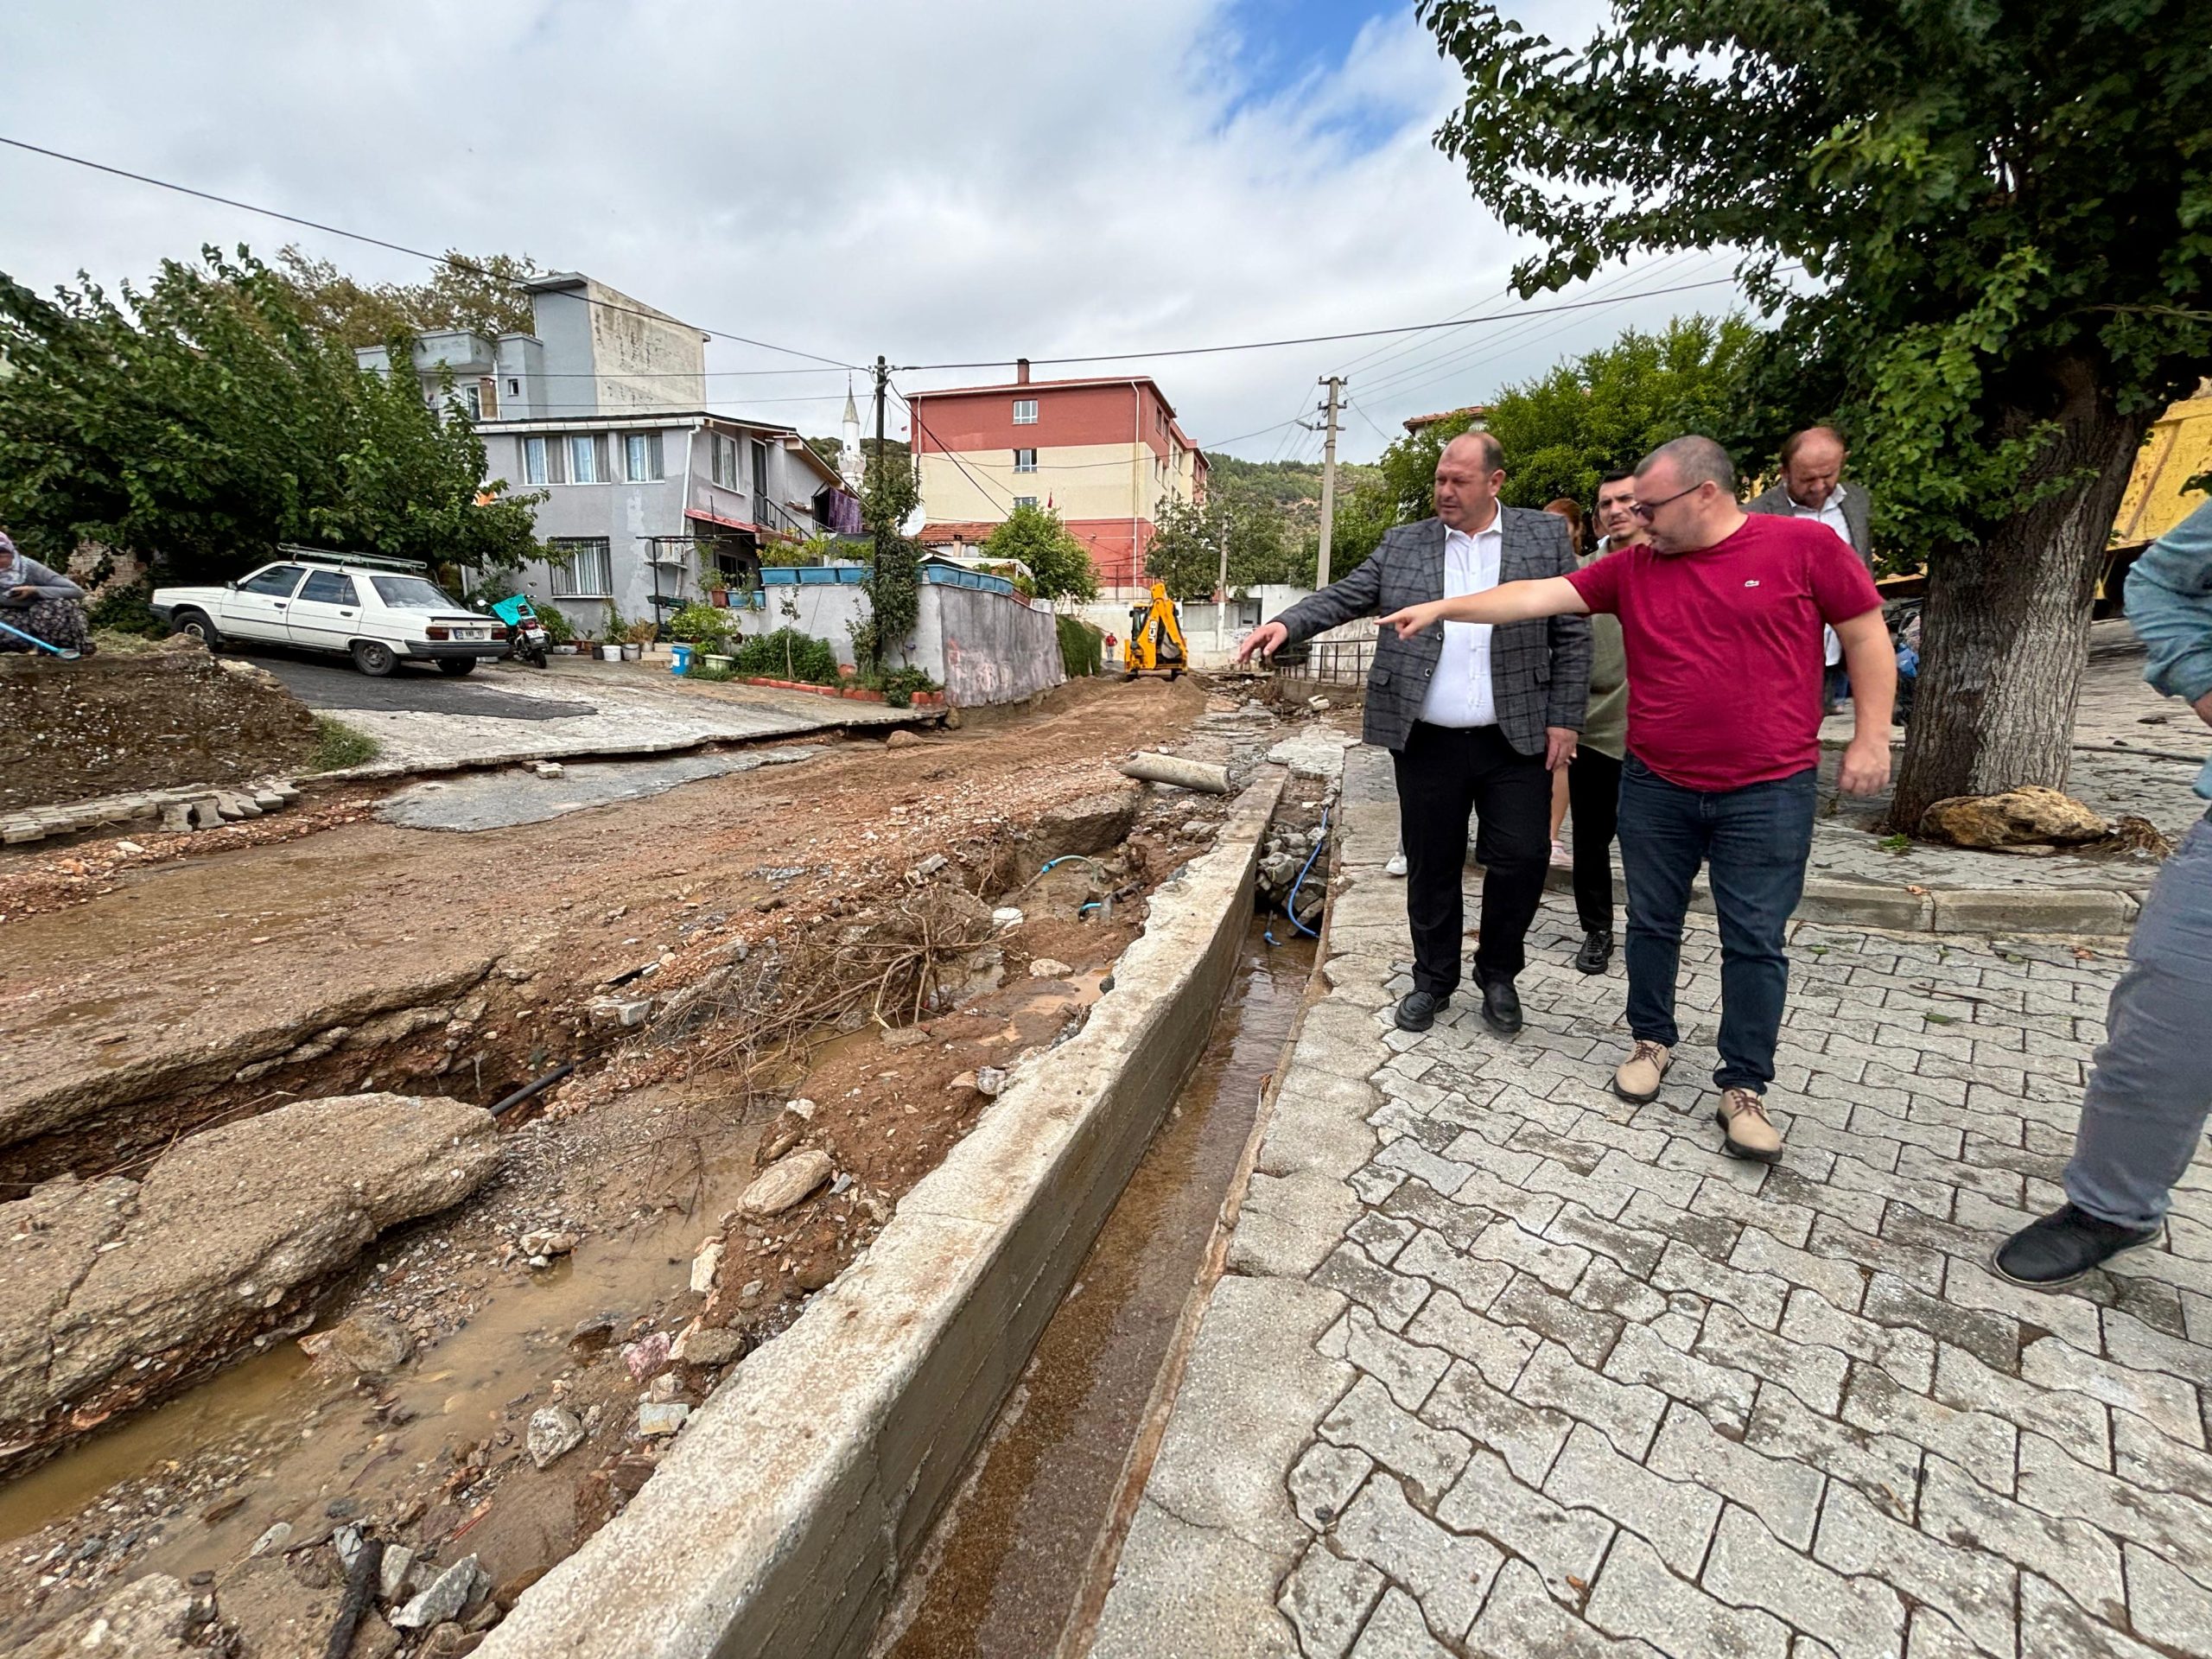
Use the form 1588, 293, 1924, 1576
670, 643, 693, 676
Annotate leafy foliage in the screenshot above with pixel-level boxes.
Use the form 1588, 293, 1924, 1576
1484, 317, 1759, 511
1417, 0, 2212, 557
1055, 613, 1104, 677
870, 665, 939, 708
273, 246, 541, 346
853, 448, 923, 671
1146, 490, 1305, 599
85, 581, 164, 639
308, 715, 380, 772
0, 246, 544, 583
665, 601, 735, 651
980, 503, 1100, 601
734, 626, 843, 685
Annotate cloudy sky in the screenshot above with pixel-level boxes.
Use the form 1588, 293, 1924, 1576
2, 0, 1759, 464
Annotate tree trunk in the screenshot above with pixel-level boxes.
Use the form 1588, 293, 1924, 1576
1888, 364, 2156, 830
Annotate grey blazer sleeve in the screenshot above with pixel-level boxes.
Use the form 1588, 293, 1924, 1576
1270, 539, 1389, 645
1537, 519, 1591, 731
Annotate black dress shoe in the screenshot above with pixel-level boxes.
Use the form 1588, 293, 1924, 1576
1395, 990, 1449, 1032
1573, 930, 1613, 975
1992, 1202, 2161, 1288
1478, 975, 1522, 1035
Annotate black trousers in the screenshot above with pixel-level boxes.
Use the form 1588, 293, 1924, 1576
1567, 748, 1623, 934
1391, 721, 1551, 995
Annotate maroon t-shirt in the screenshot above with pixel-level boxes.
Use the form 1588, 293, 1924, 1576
1565, 514, 1883, 792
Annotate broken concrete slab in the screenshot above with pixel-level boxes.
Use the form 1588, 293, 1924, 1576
1030, 786, 1142, 861
374, 748, 823, 833
0, 1091, 499, 1476
16, 1571, 207, 1656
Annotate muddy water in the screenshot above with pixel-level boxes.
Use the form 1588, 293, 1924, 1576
0, 1124, 761, 1579
874, 918, 1315, 1659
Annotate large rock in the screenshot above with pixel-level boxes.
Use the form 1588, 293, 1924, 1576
1032, 788, 1141, 861
1918, 785, 2109, 849
739, 1149, 834, 1217
18, 1573, 206, 1656
0, 1092, 499, 1477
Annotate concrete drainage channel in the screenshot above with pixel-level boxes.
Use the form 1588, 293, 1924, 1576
479, 763, 1317, 1658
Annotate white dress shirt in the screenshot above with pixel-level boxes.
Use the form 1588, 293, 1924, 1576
1787, 484, 1853, 668
1418, 514, 1504, 728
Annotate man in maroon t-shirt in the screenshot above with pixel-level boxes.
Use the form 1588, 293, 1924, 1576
1382, 436, 1894, 1164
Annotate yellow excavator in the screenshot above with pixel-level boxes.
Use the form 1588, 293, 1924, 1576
1121, 582, 1188, 681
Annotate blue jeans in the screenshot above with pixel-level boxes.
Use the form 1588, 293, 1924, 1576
2064, 814, 2212, 1229
1618, 758, 1818, 1093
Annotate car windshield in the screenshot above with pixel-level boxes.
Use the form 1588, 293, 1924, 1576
368, 575, 461, 610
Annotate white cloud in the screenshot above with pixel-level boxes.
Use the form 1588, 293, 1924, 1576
1, 1, 1746, 462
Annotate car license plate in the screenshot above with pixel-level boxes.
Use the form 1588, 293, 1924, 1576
456, 628, 485, 640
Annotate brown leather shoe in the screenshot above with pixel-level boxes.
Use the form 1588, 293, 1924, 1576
1612, 1039, 1671, 1103
1716, 1088, 1783, 1163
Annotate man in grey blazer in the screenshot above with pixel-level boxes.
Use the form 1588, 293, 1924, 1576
1745, 425, 1873, 569
1745, 426, 1874, 712
1236, 432, 1591, 1035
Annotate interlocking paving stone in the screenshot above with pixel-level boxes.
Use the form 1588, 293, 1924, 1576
1702, 1504, 1906, 1659
1100, 820, 2209, 1656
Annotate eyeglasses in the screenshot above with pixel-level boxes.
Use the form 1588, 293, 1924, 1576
1629, 483, 1702, 521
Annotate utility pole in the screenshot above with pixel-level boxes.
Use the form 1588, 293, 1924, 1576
870, 355, 889, 568
1315, 375, 1344, 590
1215, 509, 1231, 657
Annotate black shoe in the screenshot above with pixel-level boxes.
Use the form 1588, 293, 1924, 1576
1395, 990, 1449, 1032
1573, 930, 1612, 975
1478, 975, 1522, 1036
1991, 1203, 2162, 1288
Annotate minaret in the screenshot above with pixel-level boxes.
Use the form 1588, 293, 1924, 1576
841, 380, 864, 491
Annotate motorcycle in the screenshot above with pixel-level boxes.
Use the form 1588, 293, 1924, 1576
480, 594, 550, 668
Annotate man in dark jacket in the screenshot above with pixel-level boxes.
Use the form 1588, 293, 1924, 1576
1236, 433, 1589, 1034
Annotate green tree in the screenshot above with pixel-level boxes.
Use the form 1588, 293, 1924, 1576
1145, 492, 1305, 599
1485, 316, 1759, 512
980, 502, 1101, 601
0, 246, 542, 584
274, 246, 541, 346
854, 445, 923, 671
1421, 0, 2212, 824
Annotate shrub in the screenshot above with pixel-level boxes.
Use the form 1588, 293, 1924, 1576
869, 664, 939, 709
86, 582, 165, 638
734, 626, 842, 685
535, 604, 574, 645
666, 601, 732, 650
1056, 613, 1104, 677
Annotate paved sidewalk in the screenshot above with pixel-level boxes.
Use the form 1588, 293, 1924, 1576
1093, 745, 2212, 1659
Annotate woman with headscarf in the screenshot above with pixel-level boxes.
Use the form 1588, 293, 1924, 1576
0, 532, 92, 655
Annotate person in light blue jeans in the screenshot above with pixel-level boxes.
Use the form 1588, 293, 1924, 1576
1996, 497, 2212, 1286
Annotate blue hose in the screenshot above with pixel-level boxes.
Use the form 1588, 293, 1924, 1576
1040, 855, 1100, 875
1265, 804, 1332, 944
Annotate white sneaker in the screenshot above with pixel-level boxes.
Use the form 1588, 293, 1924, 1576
1549, 838, 1572, 869
1385, 852, 1408, 878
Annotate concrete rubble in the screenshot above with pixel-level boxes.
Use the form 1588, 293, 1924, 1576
3, 776, 301, 847
0, 1092, 499, 1476
739, 1149, 834, 1217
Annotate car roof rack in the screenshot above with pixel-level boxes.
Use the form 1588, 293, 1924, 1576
276, 544, 430, 574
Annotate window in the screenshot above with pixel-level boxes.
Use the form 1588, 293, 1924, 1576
298, 571, 358, 606
568, 434, 602, 484
710, 434, 739, 489
625, 432, 662, 482
751, 438, 770, 499
507, 378, 520, 397
1013, 398, 1039, 425
547, 537, 613, 598
1014, 496, 1039, 509
238, 564, 306, 598
369, 575, 462, 609
463, 384, 483, 421
522, 436, 550, 486
1013, 448, 1038, 474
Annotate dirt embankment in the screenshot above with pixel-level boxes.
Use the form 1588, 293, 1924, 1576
0, 674, 1226, 1656
0, 641, 320, 813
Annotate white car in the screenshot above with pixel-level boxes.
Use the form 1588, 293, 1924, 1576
151, 552, 508, 677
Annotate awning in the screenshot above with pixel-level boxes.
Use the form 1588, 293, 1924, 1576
685, 508, 763, 533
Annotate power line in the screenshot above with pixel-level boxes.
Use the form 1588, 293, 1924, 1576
893, 380, 1020, 515
0, 133, 861, 371
895, 271, 1772, 372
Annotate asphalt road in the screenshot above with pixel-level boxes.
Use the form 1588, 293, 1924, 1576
245, 648, 598, 721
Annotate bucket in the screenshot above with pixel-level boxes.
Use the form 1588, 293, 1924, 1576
621, 644, 643, 662
670, 644, 693, 675
599, 645, 621, 662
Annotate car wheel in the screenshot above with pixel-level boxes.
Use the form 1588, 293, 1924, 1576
436, 658, 478, 677
352, 640, 399, 677
170, 609, 219, 650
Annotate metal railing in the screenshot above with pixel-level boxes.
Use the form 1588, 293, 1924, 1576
1268, 638, 1373, 685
